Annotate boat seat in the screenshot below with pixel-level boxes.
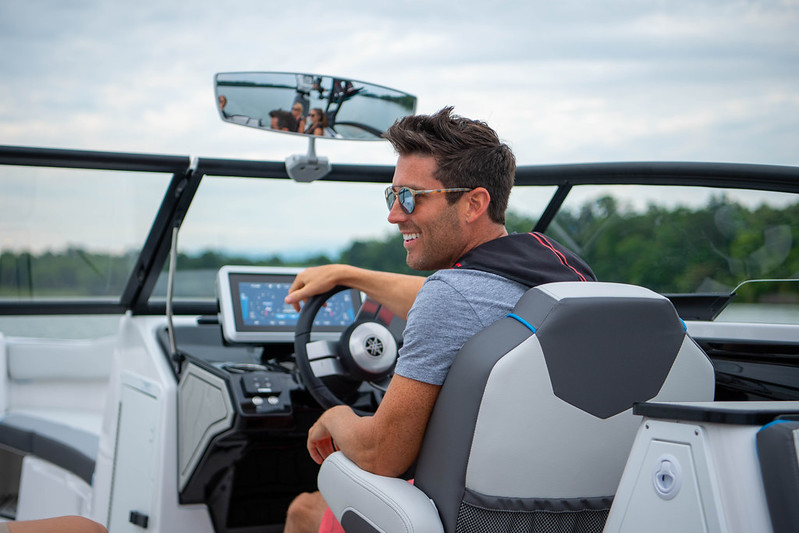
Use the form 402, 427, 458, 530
318, 281, 716, 532
2, 335, 112, 430
0, 413, 98, 485
757, 418, 799, 533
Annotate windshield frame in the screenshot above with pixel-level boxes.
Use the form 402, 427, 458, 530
2, 145, 798, 318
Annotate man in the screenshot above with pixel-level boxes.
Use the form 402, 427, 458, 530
283, 107, 595, 533
270, 109, 299, 132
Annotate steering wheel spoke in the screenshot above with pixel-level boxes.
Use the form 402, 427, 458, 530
306, 340, 347, 378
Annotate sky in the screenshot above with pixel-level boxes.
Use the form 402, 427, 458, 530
1, 0, 798, 255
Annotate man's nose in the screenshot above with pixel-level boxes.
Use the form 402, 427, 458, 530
387, 197, 407, 224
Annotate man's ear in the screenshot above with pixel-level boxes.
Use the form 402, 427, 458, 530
463, 187, 491, 223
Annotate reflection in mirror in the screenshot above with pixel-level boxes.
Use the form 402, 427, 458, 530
215, 72, 417, 141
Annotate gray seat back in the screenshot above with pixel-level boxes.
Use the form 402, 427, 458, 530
414, 282, 715, 533
757, 419, 799, 533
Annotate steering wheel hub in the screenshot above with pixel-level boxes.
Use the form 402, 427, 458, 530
344, 322, 397, 379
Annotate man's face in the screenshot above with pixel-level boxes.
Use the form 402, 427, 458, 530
388, 154, 467, 271
270, 116, 280, 130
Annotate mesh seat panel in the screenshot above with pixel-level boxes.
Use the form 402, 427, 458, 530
456, 501, 609, 533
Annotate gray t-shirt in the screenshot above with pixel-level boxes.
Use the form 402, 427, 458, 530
394, 268, 527, 386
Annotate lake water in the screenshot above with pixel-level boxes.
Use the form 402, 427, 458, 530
716, 304, 799, 325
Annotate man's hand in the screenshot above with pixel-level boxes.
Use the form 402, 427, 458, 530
285, 264, 349, 312
306, 405, 351, 464
307, 425, 335, 465
304, 376, 441, 477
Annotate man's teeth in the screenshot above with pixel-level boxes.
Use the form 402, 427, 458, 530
403, 233, 420, 241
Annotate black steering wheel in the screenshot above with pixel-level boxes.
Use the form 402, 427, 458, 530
294, 285, 401, 414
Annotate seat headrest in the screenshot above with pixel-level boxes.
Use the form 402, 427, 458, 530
513, 282, 687, 418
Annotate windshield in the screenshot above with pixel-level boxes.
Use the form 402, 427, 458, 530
151, 178, 798, 317
543, 184, 799, 323
0, 165, 171, 301
2, 156, 797, 325
150, 175, 417, 301
545, 185, 797, 294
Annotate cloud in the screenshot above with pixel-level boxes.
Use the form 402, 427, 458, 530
1, 0, 798, 256
2, 0, 797, 163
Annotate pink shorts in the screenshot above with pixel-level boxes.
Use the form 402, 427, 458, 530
318, 508, 344, 533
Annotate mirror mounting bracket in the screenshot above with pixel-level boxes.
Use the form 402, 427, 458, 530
286, 136, 330, 182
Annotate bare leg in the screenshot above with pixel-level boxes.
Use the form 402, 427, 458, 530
284, 491, 328, 533
7, 516, 107, 533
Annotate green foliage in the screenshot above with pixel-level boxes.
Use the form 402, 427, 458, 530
338, 234, 430, 275
0, 248, 137, 297
547, 195, 799, 296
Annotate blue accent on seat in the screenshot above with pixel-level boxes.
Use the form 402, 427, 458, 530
507, 313, 537, 333
760, 419, 796, 432
680, 318, 687, 332
754, 419, 799, 456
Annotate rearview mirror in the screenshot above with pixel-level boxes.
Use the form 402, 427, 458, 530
215, 72, 417, 141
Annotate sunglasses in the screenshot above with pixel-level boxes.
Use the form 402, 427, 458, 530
384, 186, 473, 214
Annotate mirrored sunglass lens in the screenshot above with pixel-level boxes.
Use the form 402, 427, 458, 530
398, 189, 415, 213
385, 190, 396, 210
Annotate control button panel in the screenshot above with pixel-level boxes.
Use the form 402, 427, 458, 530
236, 371, 294, 422
241, 372, 278, 396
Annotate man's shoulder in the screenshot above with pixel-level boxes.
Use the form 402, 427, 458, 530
453, 232, 596, 286
427, 267, 512, 285
417, 268, 526, 307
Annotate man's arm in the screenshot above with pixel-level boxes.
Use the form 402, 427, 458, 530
285, 264, 426, 319
306, 374, 441, 477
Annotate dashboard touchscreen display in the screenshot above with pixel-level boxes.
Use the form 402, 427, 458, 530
236, 278, 355, 329
217, 266, 361, 343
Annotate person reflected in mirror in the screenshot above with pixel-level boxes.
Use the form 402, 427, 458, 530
291, 103, 307, 133
0, 516, 107, 533
218, 94, 229, 116
305, 108, 330, 137
312, 77, 325, 98
282, 107, 595, 533
269, 109, 298, 132
330, 79, 361, 105
219, 95, 253, 125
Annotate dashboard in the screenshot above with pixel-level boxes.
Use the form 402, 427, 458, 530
216, 265, 361, 344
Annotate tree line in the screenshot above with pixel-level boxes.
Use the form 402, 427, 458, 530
1, 195, 797, 299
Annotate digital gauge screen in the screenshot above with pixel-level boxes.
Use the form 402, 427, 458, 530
237, 279, 355, 329
217, 266, 361, 343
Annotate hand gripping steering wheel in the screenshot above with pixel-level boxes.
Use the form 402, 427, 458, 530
294, 285, 401, 414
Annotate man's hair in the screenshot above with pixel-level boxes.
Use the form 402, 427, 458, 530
269, 109, 298, 131
383, 107, 515, 224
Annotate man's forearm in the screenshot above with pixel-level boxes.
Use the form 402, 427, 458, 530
307, 405, 380, 470
307, 376, 441, 477
336, 266, 425, 319
286, 264, 425, 319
